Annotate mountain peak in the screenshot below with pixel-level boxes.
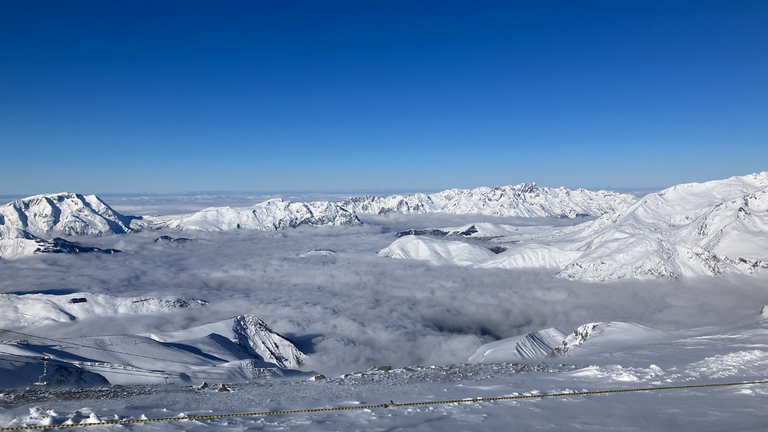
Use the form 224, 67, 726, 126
1, 192, 142, 237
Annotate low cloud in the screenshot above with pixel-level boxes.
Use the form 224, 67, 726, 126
2, 204, 767, 376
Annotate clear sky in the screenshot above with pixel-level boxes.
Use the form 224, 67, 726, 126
1, 1, 766, 195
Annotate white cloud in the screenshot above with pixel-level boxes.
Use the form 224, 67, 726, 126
2, 205, 767, 376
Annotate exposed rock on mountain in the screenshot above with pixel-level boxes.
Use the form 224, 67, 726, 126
149, 199, 361, 231
147, 314, 306, 369
231, 315, 306, 369
0, 193, 141, 259
0, 193, 142, 237
556, 172, 768, 281
547, 322, 667, 357
381, 173, 768, 281
342, 183, 637, 218
154, 235, 191, 243
469, 328, 566, 363
0, 182, 638, 258
0, 293, 208, 327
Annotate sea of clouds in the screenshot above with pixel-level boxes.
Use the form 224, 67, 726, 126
1, 196, 767, 376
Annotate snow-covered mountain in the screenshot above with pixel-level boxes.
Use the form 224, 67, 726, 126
380, 236, 498, 266
0, 193, 144, 259
469, 328, 566, 363
0, 193, 142, 237
147, 314, 306, 369
381, 173, 768, 281
556, 172, 768, 280
0, 293, 207, 328
468, 322, 672, 363
0, 313, 307, 388
152, 182, 634, 232
0, 182, 637, 258
341, 183, 637, 218
147, 199, 360, 231
547, 322, 669, 357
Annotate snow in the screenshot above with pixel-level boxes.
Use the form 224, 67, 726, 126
469, 328, 566, 363
380, 172, 768, 281
150, 199, 360, 232
549, 322, 670, 357
0, 181, 636, 259
0, 314, 307, 387
478, 244, 581, 269
0, 293, 207, 328
378, 236, 496, 266
146, 315, 306, 369
340, 183, 637, 218
5, 319, 768, 430
2, 173, 768, 430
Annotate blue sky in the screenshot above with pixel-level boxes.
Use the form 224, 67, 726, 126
1, 1, 766, 195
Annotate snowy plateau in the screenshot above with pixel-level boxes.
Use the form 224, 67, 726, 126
1, 173, 768, 431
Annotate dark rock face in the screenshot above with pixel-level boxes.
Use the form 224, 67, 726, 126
395, 229, 449, 238
34, 238, 121, 255
154, 235, 191, 243
488, 246, 508, 254
68, 298, 88, 304
458, 225, 478, 236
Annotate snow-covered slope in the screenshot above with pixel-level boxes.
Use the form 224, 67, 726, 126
0, 193, 143, 259
395, 222, 520, 240
469, 328, 566, 363
0, 343, 109, 388
0, 182, 636, 258
478, 244, 581, 269
0, 193, 142, 237
0, 293, 207, 328
557, 172, 768, 281
379, 236, 497, 266
147, 314, 306, 369
342, 183, 637, 218
382, 173, 768, 281
0, 314, 307, 387
148, 199, 360, 231
548, 322, 670, 357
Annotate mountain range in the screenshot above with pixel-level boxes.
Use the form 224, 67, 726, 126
3, 174, 766, 281
380, 172, 768, 281
0, 182, 637, 259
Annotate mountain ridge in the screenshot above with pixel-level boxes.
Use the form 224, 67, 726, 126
0, 182, 638, 259
379, 172, 768, 281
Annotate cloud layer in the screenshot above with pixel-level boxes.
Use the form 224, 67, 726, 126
2, 206, 767, 376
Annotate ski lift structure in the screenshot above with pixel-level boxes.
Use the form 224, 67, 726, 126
33, 356, 50, 386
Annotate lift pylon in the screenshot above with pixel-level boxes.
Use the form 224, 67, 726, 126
32, 356, 50, 386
